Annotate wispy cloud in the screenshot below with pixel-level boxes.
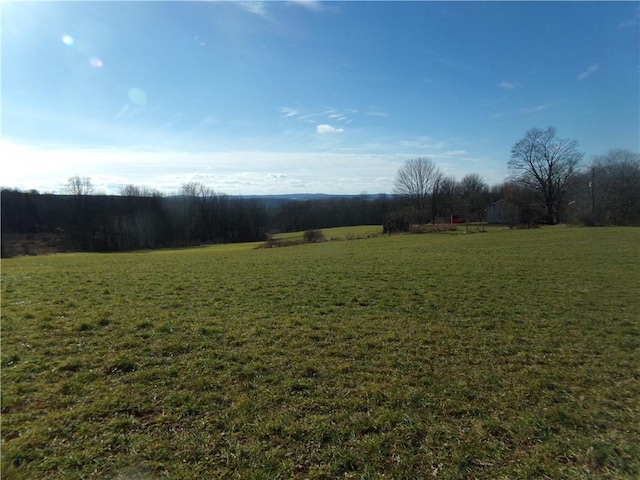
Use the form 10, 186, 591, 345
328, 112, 349, 121
523, 105, 548, 114
288, 0, 324, 13
490, 98, 564, 118
423, 47, 478, 74
443, 150, 467, 156
364, 111, 388, 118
280, 106, 357, 125
279, 107, 299, 117
398, 136, 446, 150
498, 81, 517, 90
317, 124, 344, 134
521, 101, 558, 114
0, 142, 403, 195
577, 64, 599, 81
618, 7, 639, 28
1, 138, 508, 195
236, 1, 273, 21
238, 0, 326, 23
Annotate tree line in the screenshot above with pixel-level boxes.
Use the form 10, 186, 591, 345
391, 127, 639, 229
2, 127, 638, 256
0, 182, 393, 256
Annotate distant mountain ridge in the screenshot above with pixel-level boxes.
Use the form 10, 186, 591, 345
241, 193, 388, 207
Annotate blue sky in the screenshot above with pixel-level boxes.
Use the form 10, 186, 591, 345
2, 1, 639, 195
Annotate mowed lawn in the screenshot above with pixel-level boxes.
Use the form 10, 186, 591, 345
1, 227, 638, 479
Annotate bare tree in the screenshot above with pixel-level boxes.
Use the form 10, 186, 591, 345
590, 149, 640, 225
62, 175, 96, 249
181, 182, 226, 242
393, 158, 443, 223
433, 175, 458, 222
116, 184, 165, 249
459, 173, 489, 222
119, 184, 161, 198
63, 175, 94, 196
508, 127, 583, 224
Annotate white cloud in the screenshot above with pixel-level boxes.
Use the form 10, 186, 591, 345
316, 124, 344, 134
577, 64, 599, 81
397, 136, 446, 150
328, 113, 348, 121
0, 142, 393, 194
267, 173, 287, 180
523, 104, 548, 113
521, 100, 562, 114
443, 150, 467, 156
279, 107, 299, 117
288, 0, 324, 13
281, 106, 357, 124
0, 135, 506, 196
236, 1, 273, 21
498, 81, 517, 90
365, 111, 388, 117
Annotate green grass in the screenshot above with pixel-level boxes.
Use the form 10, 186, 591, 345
272, 224, 383, 241
2, 226, 639, 479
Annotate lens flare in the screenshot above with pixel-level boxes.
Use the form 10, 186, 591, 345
62, 35, 74, 46
89, 57, 103, 68
127, 87, 147, 105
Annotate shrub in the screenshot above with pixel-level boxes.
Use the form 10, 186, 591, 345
409, 223, 458, 234
255, 238, 305, 249
303, 230, 326, 243
255, 229, 325, 249
383, 212, 411, 234
511, 222, 541, 229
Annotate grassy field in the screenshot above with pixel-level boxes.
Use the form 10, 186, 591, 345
1, 226, 639, 479
271, 225, 384, 241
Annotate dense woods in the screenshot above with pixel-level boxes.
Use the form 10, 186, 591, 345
2, 144, 638, 257
0, 187, 394, 256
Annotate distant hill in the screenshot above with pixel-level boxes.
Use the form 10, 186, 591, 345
241, 193, 388, 207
